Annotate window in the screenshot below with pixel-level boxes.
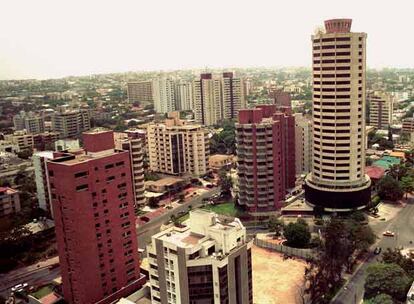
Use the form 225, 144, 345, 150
116, 161, 125, 167
105, 164, 114, 170
48, 170, 54, 177
76, 184, 88, 191
74, 171, 88, 178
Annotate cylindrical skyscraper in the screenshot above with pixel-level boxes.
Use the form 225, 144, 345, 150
304, 19, 371, 211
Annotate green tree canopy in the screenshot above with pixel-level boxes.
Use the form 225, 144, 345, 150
378, 175, 404, 201
364, 263, 411, 302
284, 219, 311, 248
369, 293, 394, 304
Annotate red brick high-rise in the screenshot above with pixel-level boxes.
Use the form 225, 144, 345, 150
47, 129, 145, 304
236, 105, 295, 215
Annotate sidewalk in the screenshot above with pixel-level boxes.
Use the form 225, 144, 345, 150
1, 256, 59, 281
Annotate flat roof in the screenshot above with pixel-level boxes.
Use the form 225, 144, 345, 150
146, 177, 184, 187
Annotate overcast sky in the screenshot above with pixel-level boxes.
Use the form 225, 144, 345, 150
0, 0, 413, 80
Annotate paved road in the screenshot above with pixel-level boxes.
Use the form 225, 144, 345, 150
137, 187, 221, 247
332, 199, 414, 304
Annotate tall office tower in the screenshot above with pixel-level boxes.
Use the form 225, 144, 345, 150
13, 111, 45, 134
147, 112, 209, 176
236, 105, 295, 215
221, 72, 246, 120
193, 73, 222, 126
147, 209, 253, 304
114, 131, 146, 207
47, 130, 145, 304
304, 19, 371, 211
269, 90, 292, 108
127, 81, 154, 107
153, 78, 177, 114
294, 113, 312, 176
51, 108, 91, 139
175, 81, 193, 111
368, 91, 394, 129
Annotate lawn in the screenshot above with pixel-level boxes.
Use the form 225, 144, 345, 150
203, 202, 244, 217
32, 285, 53, 299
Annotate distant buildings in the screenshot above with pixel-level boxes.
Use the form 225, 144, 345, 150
368, 92, 394, 129
51, 108, 91, 139
304, 19, 371, 211
193, 73, 246, 125
4, 130, 34, 152
269, 90, 292, 108
147, 209, 253, 304
0, 187, 20, 218
153, 78, 177, 114
47, 130, 145, 304
127, 81, 154, 106
221, 72, 246, 120
147, 112, 209, 176
13, 111, 45, 134
294, 113, 312, 176
402, 117, 414, 133
175, 81, 193, 111
236, 105, 295, 214
193, 73, 222, 126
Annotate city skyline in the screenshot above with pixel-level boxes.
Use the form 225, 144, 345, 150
1, 0, 414, 80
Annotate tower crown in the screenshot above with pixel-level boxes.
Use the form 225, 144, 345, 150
324, 18, 352, 33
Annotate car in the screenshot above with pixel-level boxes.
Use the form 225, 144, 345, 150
374, 247, 382, 255
11, 283, 28, 292
383, 231, 395, 237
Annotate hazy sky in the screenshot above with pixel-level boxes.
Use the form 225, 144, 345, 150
1, 0, 413, 80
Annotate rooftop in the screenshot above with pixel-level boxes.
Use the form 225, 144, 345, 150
373, 156, 401, 170
145, 176, 184, 188
365, 166, 386, 180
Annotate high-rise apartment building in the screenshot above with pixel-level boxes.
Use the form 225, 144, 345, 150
13, 111, 45, 134
294, 113, 312, 176
114, 131, 146, 207
51, 109, 91, 139
47, 130, 145, 304
269, 90, 292, 108
153, 78, 177, 114
221, 72, 246, 120
304, 19, 371, 211
193, 73, 222, 126
147, 112, 209, 176
175, 81, 193, 111
127, 81, 154, 106
368, 91, 394, 129
33, 151, 56, 218
147, 209, 253, 304
236, 105, 295, 214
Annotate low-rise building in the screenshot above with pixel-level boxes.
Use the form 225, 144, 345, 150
209, 154, 235, 171
402, 117, 414, 134
0, 187, 21, 218
4, 130, 34, 152
147, 209, 253, 304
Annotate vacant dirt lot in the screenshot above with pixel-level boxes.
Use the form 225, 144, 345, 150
252, 245, 306, 304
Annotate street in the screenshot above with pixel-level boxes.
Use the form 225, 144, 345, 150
332, 199, 414, 304
137, 187, 220, 247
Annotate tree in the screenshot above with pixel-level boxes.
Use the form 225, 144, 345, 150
378, 175, 404, 201
389, 164, 410, 182
267, 217, 284, 237
364, 263, 411, 302
370, 293, 394, 304
210, 120, 236, 155
381, 248, 414, 277
400, 176, 414, 199
284, 219, 311, 248
218, 170, 232, 196
127, 120, 139, 127
17, 148, 33, 160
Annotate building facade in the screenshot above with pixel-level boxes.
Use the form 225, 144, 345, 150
175, 81, 193, 111
147, 209, 253, 304
269, 90, 292, 108
236, 105, 295, 214
221, 72, 246, 120
4, 130, 34, 152
47, 130, 145, 304
368, 91, 393, 129
127, 81, 154, 106
147, 112, 209, 176
193, 73, 222, 126
51, 109, 91, 139
153, 78, 177, 114
402, 117, 414, 133
13, 111, 45, 134
294, 113, 312, 176
33, 151, 56, 218
0, 187, 20, 218
114, 131, 146, 207
304, 19, 371, 211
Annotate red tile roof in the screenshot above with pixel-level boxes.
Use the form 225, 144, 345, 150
365, 166, 385, 180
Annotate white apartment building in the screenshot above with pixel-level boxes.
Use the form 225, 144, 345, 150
147, 209, 253, 304
51, 108, 91, 139
33, 151, 55, 218
147, 112, 209, 176
175, 81, 193, 111
368, 91, 394, 129
221, 72, 246, 120
193, 74, 222, 126
0, 187, 21, 218
294, 113, 312, 176
4, 130, 34, 152
153, 78, 177, 114
13, 111, 45, 134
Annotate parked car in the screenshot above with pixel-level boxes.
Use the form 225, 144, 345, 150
11, 283, 28, 292
374, 247, 382, 255
383, 231, 395, 237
